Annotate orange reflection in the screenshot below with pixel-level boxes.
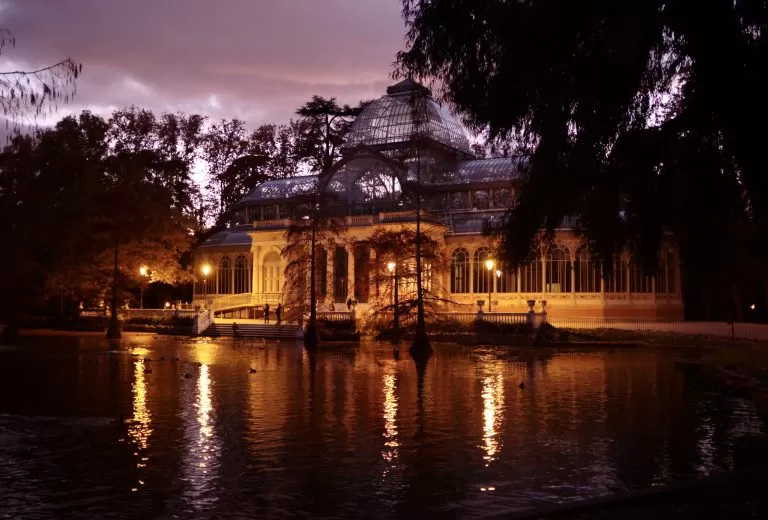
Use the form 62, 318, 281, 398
481, 372, 504, 466
129, 360, 151, 453
382, 372, 399, 464
183, 362, 220, 508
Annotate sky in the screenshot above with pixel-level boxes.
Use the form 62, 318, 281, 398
0, 0, 408, 128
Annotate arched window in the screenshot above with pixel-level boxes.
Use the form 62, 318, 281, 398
218, 257, 232, 294
451, 248, 470, 293
496, 263, 516, 293
629, 260, 653, 293
472, 191, 489, 210
473, 247, 494, 294
234, 255, 251, 294
450, 192, 468, 210
316, 248, 328, 297
492, 189, 510, 209
520, 256, 542, 293
574, 248, 600, 293
545, 246, 571, 292
606, 255, 628, 293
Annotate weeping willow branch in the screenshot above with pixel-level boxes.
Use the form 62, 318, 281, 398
0, 29, 82, 129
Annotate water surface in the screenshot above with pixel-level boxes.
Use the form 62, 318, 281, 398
0, 335, 764, 519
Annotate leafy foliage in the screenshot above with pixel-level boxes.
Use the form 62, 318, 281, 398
398, 0, 768, 318
0, 110, 196, 326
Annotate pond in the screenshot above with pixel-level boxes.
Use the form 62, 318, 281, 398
0, 335, 765, 519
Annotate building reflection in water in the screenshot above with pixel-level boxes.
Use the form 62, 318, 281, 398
480, 365, 505, 467
182, 361, 221, 510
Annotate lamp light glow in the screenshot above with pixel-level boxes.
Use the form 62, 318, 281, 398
485, 259, 495, 271
201, 264, 211, 276
387, 261, 396, 273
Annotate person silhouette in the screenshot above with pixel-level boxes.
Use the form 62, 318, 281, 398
276, 303, 283, 325
232, 321, 240, 339
263, 303, 270, 324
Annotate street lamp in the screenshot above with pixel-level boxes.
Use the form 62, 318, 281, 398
201, 263, 211, 309
139, 266, 149, 309
485, 259, 495, 312
387, 261, 399, 340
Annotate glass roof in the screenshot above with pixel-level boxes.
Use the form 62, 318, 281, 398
414, 157, 526, 186
199, 230, 252, 249
238, 175, 318, 204
344, 79, 472, 155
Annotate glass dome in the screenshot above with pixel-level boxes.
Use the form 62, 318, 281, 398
344, 79, 472, 156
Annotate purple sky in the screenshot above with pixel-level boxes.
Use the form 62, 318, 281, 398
0, 0, 407, 127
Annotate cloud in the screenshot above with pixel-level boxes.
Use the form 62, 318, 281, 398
0, 0, 407, 127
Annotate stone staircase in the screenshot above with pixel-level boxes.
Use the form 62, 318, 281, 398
203, 322, 301, 339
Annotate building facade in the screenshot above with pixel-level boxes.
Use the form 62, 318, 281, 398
193, 79, 683, 320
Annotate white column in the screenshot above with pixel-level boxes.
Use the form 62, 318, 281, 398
252, 246, 261, 301
327, 246, 335, 304
347, 245, 355, 302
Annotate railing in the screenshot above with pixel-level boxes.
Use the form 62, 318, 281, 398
346, 215, 375, 226
382, 311, 532, 326
480, 312, 530, 325
317, 311, 354, 322
547, 317, 683, 331
209, 293, 256, 311
253, 219, 291, 229
193, 310, 212, 335
80, 309, 197, 319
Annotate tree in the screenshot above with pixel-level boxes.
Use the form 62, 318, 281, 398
0, 109, 195, 342
0, 29, 81, 126
295, 96, 367, 172
281, 186, 345, 351
365, 226, 448, 337
397, 1, 768, 288
203, 119, 251, 222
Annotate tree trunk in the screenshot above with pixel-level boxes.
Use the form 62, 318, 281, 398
0, 302, 20, 345
106, 237, 122, 339
410, 130, 432, 358
304, 212, 319, 351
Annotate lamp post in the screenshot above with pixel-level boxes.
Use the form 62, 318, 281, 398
139, 266, 148, 309
485, 259, 495, 312
201, 264, 211, 309
387, 261, 399, 340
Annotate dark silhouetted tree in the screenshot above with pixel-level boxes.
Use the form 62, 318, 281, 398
397, 0, 768, 318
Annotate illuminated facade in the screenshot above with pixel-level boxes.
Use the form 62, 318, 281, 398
193, 79, 683, 320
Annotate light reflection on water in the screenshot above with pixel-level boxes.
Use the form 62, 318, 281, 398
128, 360, 151, 452
0, 338, 765, 519
480, 370, 504, 467
181, 360, 220, 511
